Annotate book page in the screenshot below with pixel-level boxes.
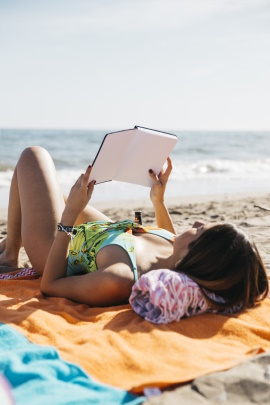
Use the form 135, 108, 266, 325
89, 130, 134, 184
114, 128, 178, 187
89, 127, 178, 187
135, 126, 178, 139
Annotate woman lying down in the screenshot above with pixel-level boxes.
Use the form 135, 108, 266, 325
0, 147, 268, 323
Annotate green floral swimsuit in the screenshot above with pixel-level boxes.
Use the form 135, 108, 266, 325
67, 220, 175, 282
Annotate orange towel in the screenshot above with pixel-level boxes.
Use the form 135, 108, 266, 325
1, 278, 270, 393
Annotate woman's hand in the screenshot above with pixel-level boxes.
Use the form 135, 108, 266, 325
148, 157, 172, 205
62, 165, 95, 224
148, 157, 175, 233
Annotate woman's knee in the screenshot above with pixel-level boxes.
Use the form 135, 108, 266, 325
17, 147, 54, 173
19, 146, 51, 162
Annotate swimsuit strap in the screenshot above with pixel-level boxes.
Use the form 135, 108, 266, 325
68, 220, 175, 282
98, 221, 139, 282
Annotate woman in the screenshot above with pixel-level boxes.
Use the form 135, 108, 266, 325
0, 146, 268, 310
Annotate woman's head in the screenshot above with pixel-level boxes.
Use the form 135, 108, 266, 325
175, 223, 269, 310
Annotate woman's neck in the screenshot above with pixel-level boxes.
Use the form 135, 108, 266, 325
134, 233, 177, 274
149, 254, 176, 271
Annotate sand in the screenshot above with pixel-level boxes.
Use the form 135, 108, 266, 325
1, 193, 269, 403
0, 192, 269, 275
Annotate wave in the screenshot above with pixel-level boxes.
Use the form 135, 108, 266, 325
1, 160, 269, 204
0, 169, 14, 187
1, 159, 270, 186
0, 163, 15, 171
170, 158, 270, 181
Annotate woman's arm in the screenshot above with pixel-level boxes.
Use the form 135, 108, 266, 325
41, 165, 95, 295
148, 157, 176, 234
41, 261, 133, 306
41, 165, 133, 306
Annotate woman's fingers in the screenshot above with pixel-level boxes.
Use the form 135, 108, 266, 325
160, 157, 172, 182
82, 165, 92, 185
165, 157, 172, 175
87, 180, 96, 198
72, 165, 93, 192
73, 173, 84, 188
86, 164, 92, 175
85, 166, 95, 199
160, 167, 165, 174
148, 169, 160, 183
75, 165, 93, 191
149, 157, 173, 184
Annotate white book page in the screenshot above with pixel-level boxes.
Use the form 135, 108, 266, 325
114, 128, 178, 187
89, 130, 135, 184
135, 126, 178, 140
89, 127, 178, 187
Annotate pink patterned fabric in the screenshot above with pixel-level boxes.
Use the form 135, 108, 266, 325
129, 269, 209, 324
129, 269, 242, 324
0, 267, 38, 280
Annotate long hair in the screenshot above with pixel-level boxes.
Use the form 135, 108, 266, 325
175, 223, 269, 310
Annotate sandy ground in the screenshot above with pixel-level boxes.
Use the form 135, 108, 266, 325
1, 192, 269, 404
0, 192, 269, 275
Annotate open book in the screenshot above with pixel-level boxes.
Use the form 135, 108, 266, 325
89, 126, 178, 187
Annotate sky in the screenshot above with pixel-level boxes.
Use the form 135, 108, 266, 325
0, 0, 269, 131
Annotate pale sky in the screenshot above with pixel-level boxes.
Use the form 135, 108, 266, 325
0, 0, 269, 130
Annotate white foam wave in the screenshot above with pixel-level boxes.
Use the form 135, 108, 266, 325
1, 160, 270, 188
170, 159, 270, 181
0, 160, 269, 206
0, 170, 13, 187
0, 169, 83, 193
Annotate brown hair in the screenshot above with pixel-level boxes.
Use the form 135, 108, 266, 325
175, 223, 269, 310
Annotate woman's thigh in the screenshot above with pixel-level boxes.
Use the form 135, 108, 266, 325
17, 146, 65, 274
75, 204, 113, 224
62, 192, 113, 224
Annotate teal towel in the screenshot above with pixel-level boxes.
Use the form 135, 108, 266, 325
0, 323, 144, 405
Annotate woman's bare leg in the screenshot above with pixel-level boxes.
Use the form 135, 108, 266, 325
18, 147, 67, 275
62, 193, 112, 224
0, 147, 65, 275
0, 146, 113, 275
75, 203, 112, 224
0, 167, 22, 269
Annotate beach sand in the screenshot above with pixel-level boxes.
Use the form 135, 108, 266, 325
1, 192, 269, 403
93, 192, 270, 273
0, 192, 269, 275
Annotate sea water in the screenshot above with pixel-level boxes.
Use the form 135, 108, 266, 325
0, 128, 269, 208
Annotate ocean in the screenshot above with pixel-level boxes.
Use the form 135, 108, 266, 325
0, 128, 270, 208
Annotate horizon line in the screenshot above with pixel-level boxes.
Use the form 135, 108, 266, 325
1, 126, 270, 133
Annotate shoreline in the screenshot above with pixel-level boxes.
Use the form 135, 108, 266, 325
1, 190, 269, 213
